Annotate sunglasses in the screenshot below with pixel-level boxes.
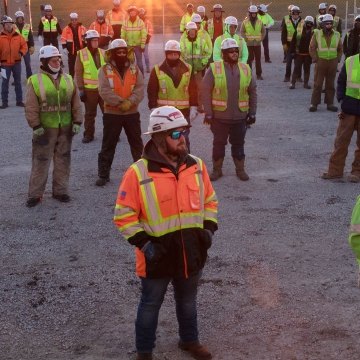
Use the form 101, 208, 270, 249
168, 129, 186, 140
227, 49, 239, 54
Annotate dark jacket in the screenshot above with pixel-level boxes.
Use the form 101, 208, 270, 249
38, 16, 62, 39
343, 28, 360, 59
290, 26, 313, 54
15, 22, 34, 48
281, 16, 302, 45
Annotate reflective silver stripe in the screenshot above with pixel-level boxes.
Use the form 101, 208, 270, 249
114, 205, 136, 219
350, 224, 360, 233
105, 65, 115, 89
120, 222, 144, 239
157, 99, 190, 106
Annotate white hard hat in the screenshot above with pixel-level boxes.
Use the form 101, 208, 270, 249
304, 15, 314, 23
249, 5, 258, 13
39, 45, 62, 60
1, 16, 14, 24
291, 6, 300, 13
319, 3, 327, 10
69, 12, 78, 19
96, 10, 105, 17
197, 6, 205, 13
328, 4, 337, 10
164, 40, 181, 52
127, 5, 138, 12
186, 21, 198, 31
224, 16, 238, 26
258, 4, 267, 13
355, 14, 360, 21
85, 29, 100, 39
107, 38, 127, 52
318, 15, 324, 22
145, 106, 189, 135
212, 4, 224, 12
322, 14, 334, 22
288, 5, 294, 11
191, 14, 202, 23
221, 38, 238, 50
15, 11, 25, 18
139, 8, 146, 15
113, 0, 121, 5
44, 4, 52, 11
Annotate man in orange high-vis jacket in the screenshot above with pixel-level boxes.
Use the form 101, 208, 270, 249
89, 10, 114, 49
96, 39, 144, 187
61, 13, 86, 77
106, 0, 127, 39
113, 106, 218, 360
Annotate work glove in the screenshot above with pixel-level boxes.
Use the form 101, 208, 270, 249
201, 229, 213, 250
38, 35, 43, 43
79, 91, 87, 103
72, 123, 81, 135
33, 126, 45, 136
119, 99, 132, 112
146, 35, 151, 44
63, 48, 69, 56
246, 114, 256, 125
338, 111, 345, 120
282, 44, 288, 52
189, 106, 198, 122
29, 46, 35, 55
141, 241, 166, 263
203, 115, 213, 126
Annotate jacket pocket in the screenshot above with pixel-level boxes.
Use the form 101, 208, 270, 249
187, 184, 200, 210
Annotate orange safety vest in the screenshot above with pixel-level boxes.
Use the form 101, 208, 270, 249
89, 21, 114, 38
102, 63, 137, 112
106, 8, 126, 26
61, 24, 87, 53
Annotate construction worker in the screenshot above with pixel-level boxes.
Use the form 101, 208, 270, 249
74, 30, 105, 143
96, 39, 144, 187
89, 10, 114, 50
208, 4, 225, 44
328, 5, 342, 36
38, 4, 62, 48
282, 5, 303, 82
25, 45, 82, 207
113, 105, 218, 360
196, 5, 208, 31
213, 16, 248, 63
61, 13, 87, 77
180, 3, 194, 33
309, 14, 342, 112
0, 16, 28, 109
349, 196, 360, 286
289, 16, 314, 90
147, 40, 197, 150
139, 8, 153, 73
321, 54, 360, 181
241, 5, 265, 80
180, 22, 211, 110
191, 13, 212, 55
106, 0, 126, 40
14, 10, 34, 79
315, 3, 327, 28
281, 5, 294, 63
121, 5, 147, 75
257, 4, 274, 63
201, 38, 257, 181
344, 15, 360, 58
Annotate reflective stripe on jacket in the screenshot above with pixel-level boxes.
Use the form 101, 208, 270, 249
180, 35, 211, 73
78, 48, 105, 89
29, 73, 74, 128
61, 24, 87, 53
345, 55, 360, 99
316, 29, 340, 60
41, 16, 58, 32
210, 60, 252, 112
242, 18, 263, 43
15, 23, 30, 41
121, 17, 147, 48
154, 63, 191, 109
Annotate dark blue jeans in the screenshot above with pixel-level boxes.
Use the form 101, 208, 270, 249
135, 272, 201, 353
23, 51, 33, 79
285, 51, 296, 79
210, 119, 247, 161
2, 62, 22, 104
133, 46, 144, 75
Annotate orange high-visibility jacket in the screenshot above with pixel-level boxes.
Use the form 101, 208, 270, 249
89, 21, 114, 38
61, 24, 87, 54
0, 30, 28, 65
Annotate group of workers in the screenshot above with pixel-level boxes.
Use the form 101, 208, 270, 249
2, 1, 360, 359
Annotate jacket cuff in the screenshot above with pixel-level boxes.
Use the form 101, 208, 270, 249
204, 220, 218, 234
128, 231, 149, 249
33, 125, 42, 130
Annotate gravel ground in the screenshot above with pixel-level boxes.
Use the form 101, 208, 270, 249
1, 32, 360, 360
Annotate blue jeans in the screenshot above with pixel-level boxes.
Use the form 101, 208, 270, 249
133, 46, 144, 75
2, 62, 22, 104
135, 272, 201, 353
143, 43, 150, 71
23, 51, 33, 79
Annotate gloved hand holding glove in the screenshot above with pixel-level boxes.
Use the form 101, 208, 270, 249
72, 123, 81, 135
189, 106, 198, 122
33, 126, 45, 136
79, 91, 87, 103
246, 114, 256, 125
203, 115, 213, 126
119, 99, 132, 112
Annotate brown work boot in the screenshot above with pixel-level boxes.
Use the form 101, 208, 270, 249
348, 173, 360, 183
178, 341, 212, 360
321, 172, 343, 180
233, 157, 249, 181
136, 352, 152, 360
209, 158, 223, 181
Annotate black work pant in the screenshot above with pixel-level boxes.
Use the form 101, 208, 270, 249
262, 28, 270, 62
210, 119, 247, 161
67, 53, 77, 78
285, 51, 296, 79
247, 45, 262, 76
43, 36, 59, 49
291, 54, 312, 85
98, 112, 143, 179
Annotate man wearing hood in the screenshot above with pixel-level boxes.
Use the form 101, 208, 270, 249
96, 39, 144, 187
343, 15, 360, 58
25, 45, 82, 207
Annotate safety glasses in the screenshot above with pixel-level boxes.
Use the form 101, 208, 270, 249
168, 129, 186, 140
227, 49, 239, 54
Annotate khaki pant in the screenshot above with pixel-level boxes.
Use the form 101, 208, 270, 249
28, 126, 72, 198
83, 89, 104, 140
311, 58, 338, 106
327, 113, 360, 175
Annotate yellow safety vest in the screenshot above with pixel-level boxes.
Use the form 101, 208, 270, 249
285, 18, 303, 42
345, 55, 360, 99
316, 30, 340, 60
79, 48, 105, 89
210, 60, 251, 112
154, 63, 191, 109
15, 23, 31, 41
41, 16, 58, 32
29, 73, 74, 128
180, 35, 209, 73
243, 18, 263, 42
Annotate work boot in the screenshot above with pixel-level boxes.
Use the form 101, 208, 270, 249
304, 83, 311, 89
0, 103, 8, 109
265, 59, 272, 63
297, 77, 303, 82
209, 158, 223, 181
136, 352, 153, 360
257, 75, 264, 80
348, 173, 360, 183
16, 101, 25, 107
178, 341, 212, 360
82, 137, 93, 144
26, 197, 41, 208
233, 157, 249, 181
52, 194, 71, 202
321, 172, 343, 180
95, 177, 110, 186
283, 76, 290, 82
289, 83, 295, 89
327, 105, 338, 112
309, 105, 317, 112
